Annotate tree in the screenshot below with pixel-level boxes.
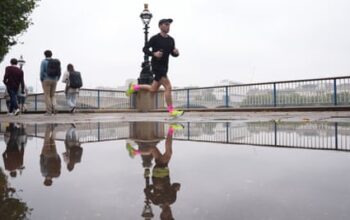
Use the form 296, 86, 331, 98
0, 168, 32, 219
0, 0, 39, 62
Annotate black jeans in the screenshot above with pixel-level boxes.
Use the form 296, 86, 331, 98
8, 88, 18, 113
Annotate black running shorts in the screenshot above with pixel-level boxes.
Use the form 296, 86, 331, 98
153, 66, 168, 81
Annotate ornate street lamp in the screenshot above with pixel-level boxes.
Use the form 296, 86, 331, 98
18, 55, 26, 69
138, 3, 153, 84
142, 167, 154, 220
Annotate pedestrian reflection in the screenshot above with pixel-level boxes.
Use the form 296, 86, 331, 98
2, 123, 26, 178
40, 124, 61, 186
127, 123, 183, 220
62, 124, 83, 172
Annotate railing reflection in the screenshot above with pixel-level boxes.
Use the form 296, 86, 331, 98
1, 121, 349, 152
174, 121, 350, 151
0, 122, 130, 143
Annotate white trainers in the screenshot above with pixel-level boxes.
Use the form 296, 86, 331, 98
14, 109, 20, 116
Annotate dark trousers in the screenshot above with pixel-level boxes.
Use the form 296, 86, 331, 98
8, 88, 18, 113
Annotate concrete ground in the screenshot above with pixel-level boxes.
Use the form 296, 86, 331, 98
0, 111, 349, 124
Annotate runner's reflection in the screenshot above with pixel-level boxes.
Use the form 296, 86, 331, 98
63, 124, 83, 172
127, 123, 183, 220
2, 123, 26, 178
40, 124, 61, 186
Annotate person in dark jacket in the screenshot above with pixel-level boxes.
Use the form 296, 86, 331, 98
3, 58, 24, 116
2, 123, 25, 178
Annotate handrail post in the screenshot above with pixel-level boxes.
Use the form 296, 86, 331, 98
225, 86, 229, 107
333, 78, 337, 106
273, 83, 277, 107
155, 91, 158, 109
97, 90, 100, 109
226, 122, 229, 143
187, 122, 190, 140
335, 122, 338, 150
187, 89, 190, 108
274, 120, 277, 146
98, 122, 101, 141
35, 95, 38, 111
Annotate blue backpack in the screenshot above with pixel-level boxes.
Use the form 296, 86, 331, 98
47, 59, 61, 79
69, 71, 83, 89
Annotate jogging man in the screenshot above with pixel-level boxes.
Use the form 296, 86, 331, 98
126, 18, 184, 117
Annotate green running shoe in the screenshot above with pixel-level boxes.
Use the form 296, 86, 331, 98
170, 109, 184, 117
126, 83, 135, 96
169, 123, 185, 131
126, 142, 138, 158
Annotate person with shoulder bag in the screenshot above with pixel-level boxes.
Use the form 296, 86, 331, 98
62, 64, 82, 113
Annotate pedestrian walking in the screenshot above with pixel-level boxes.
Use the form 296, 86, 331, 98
40, 50, 61, 115
62, 64, 82, 113
3, 58, 24, 116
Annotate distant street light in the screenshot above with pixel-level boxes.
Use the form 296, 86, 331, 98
18, 55, 25, 69
138, 3, 153, 84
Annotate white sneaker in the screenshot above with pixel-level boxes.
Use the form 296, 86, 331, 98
14, 109, 20, 116
7, 112, 13, 116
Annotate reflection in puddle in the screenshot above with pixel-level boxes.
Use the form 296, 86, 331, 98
127, 122, 181, 219
40, 124, 61, 186
3, 123, 26, 178
0, 121, 349, 219
2, 121, 349, 151
1, 124, 32, 219
0, 167, 32, 219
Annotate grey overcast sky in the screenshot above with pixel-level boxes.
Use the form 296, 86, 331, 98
1, 0, 350, 92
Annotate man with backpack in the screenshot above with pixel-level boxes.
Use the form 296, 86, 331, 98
40, 50, 61, 115
62, 63, 82, 113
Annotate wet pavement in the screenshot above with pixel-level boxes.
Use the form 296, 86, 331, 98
0, 114, 350, 220
0, 111, 349, 124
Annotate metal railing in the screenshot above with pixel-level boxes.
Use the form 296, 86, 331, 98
0, 88, 131, 112
169, 76, 350, 109
0, 76, 349, 112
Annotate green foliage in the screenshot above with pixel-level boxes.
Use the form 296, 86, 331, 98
0, 0, 39, 62
0, 168, 32, 220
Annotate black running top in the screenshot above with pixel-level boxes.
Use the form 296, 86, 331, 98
143, 33, 179, 67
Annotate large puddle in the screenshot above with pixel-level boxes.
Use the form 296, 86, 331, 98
1, 121, 350, 220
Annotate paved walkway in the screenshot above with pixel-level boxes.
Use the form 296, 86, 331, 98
0, 111, 349, 124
